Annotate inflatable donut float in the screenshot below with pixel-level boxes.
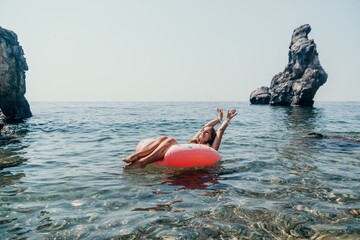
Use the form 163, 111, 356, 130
136, 139, 221, 168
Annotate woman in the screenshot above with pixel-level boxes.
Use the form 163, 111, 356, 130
122, 108, 237, 169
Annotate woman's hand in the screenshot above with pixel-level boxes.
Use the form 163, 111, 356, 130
212, 108, 237, 151
217, 108, 223, 122
226, 109, 237, 121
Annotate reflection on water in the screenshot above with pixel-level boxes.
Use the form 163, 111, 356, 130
0, 147, 27, 169
0, 171, 25, 188
281, 105, 321, 134
0, 123, 29, 169
163, 168, 220, 190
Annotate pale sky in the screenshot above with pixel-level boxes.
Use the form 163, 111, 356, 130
1, 0, 359, 102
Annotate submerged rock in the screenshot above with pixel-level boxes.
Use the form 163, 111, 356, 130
0, 26, 32, 120
250, 24, 327, 106
304, 132, 325, 138
303, 132, 360, 145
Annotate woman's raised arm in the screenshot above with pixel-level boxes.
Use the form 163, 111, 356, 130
211, 109, 237, 151
204, 108, 223, 127
190, 108, 223, 142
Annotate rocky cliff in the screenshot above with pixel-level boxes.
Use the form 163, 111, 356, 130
250, 24, 328, 106
0, 26, 32, 121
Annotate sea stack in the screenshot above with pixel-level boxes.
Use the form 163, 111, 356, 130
250, 24, 328, 106
0, 26, 32, 121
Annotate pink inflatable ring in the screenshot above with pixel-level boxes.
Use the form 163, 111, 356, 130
136, 139, 221, 168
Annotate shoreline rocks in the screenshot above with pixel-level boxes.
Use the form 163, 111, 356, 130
250, 86, 270, 105
0, 109, 6, 133
250, 24, 328, 106
0, 26, 32, 121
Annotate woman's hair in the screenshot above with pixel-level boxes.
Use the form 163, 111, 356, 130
207, 127, 217, 146
189, 127, 216, 146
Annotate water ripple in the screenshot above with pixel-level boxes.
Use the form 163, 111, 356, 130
1, 102, 360, 239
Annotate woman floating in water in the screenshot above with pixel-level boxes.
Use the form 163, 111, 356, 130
122, 108, 237, 169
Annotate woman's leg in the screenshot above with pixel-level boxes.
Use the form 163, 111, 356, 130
124, 138, 177, 169
122, 136, 168, 163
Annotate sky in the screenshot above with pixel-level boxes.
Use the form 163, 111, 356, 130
0, 0, 359, 102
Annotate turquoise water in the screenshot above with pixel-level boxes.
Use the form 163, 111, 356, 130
1, 102, 359, 239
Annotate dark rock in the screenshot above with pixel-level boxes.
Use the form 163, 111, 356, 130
0, 108, 6, 133
304, 132, 325, 138
0, 26, 32, 120
250, 86, 270, 104
250, 24, 327, 106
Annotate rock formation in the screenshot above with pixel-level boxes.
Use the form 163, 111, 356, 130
0, 108, 6, 133
0, 26, 32, 121
250, 24, 328, 106
249, 86, 270, 105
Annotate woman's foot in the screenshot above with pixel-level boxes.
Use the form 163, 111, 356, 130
122, 153, 139, 163
123, 160, 144, 170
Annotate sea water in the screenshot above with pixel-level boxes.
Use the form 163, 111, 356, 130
0, 101, 359, 239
